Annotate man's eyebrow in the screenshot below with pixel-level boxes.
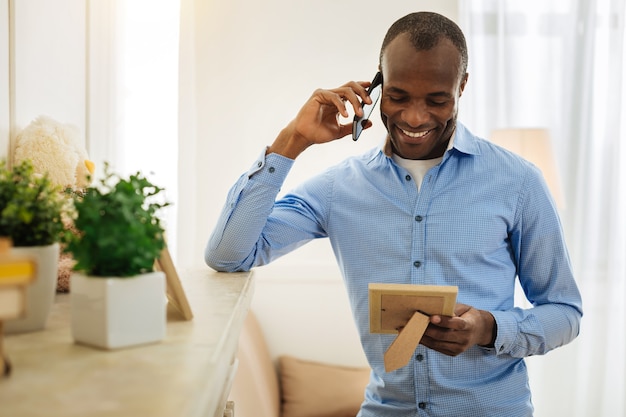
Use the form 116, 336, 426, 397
428, 91, 454, 99
385, 86, 453, 99
385, 86, 407, 94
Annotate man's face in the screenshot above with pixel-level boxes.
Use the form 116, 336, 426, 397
380, 34, 468, 160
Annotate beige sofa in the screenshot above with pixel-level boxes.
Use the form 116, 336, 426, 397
229, 311, 371, 417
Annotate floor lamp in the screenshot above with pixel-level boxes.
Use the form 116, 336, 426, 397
490, 128, 565, 210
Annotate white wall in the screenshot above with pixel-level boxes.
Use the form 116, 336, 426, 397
0, 0, 9, 158
0, 0, 86, 163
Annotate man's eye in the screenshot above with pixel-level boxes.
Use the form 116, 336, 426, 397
428, 100, 448, 106
387, 96, 406, 102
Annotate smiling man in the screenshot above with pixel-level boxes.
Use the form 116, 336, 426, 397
381, 28, 467, 161
206, 12, 582, 417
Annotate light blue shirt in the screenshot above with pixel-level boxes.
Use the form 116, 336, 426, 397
206, 123, 583, 417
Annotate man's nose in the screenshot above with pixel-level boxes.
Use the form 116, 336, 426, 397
401, 101, 429, 128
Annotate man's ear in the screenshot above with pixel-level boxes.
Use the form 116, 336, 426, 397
459, 72, 469, 97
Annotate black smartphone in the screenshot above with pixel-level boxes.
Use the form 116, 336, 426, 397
352, 72, 383, 141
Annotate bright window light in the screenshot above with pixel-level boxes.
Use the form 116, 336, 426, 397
118, 0, 180, 255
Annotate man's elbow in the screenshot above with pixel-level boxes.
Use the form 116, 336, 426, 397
204, 247, 249, 273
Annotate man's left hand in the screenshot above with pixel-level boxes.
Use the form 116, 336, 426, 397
420, 303, 496, 356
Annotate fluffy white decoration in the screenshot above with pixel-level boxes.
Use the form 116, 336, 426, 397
13, 115, 94, 189
12, 115, 95, 293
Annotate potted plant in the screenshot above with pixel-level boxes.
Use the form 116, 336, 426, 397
65, 163, 169, 349
0, 159, 66, 333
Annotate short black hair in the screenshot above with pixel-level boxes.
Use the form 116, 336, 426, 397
379, 12, 468, 78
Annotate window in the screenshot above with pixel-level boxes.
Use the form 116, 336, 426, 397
88, 0, 180, 255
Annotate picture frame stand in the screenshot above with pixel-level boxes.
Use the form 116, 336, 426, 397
154, 246, 193, 321
383, 310, 430, 372
368, 283, 458, 372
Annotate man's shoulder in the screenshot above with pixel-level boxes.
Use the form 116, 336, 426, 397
324, 146, 386, 171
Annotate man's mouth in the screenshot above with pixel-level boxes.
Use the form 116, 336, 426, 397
400, 128, 432, 138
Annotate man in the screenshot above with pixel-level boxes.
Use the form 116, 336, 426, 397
206, 11, 582, 417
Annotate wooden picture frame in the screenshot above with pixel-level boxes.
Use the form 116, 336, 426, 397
154, 246, 193, 321
369, 283, 457, 334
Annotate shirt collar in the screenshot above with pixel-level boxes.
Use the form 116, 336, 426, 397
451, 122, 481, 156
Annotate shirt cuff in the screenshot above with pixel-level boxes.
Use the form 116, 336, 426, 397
246, 146, 294, 186
488, 310, 518, 355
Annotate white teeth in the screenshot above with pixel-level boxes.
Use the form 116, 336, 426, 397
401, 129, 430, 138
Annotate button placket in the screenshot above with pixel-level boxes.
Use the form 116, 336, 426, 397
411, 210, 425, 281
413, 346, 429, 409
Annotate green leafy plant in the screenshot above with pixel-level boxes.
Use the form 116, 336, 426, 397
0, 159, 66, 246
65, 163, 169, 277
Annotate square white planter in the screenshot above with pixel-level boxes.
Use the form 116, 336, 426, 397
70, 271, 166, 349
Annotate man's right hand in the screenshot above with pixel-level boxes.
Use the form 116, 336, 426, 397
267, 80, 374, 159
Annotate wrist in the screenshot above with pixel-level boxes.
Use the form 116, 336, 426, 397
267, 123, 311, 159
478, 310, 497, 348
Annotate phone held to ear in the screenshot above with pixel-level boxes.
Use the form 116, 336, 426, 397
352, 71, 383, 141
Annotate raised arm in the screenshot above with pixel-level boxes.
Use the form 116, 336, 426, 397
205, 80, 374, 271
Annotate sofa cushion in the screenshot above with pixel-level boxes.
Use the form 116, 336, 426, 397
229, 311, 281, 417
279, 355, 370, 417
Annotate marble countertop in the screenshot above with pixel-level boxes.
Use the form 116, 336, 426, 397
0, 269, 254, 417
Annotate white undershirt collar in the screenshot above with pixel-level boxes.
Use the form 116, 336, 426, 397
392, 133, 455, 191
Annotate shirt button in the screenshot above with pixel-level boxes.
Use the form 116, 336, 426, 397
268, 166, 275, 173
257, 161, 262, 167
418, 402, 426, 409
413, 261, 422, 268
415, 215, 423, 222
415, 354, 424, 361
405, 174, 411, 181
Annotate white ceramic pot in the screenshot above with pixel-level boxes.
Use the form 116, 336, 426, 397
70, 271, 166, 349
4, 243, 60, 334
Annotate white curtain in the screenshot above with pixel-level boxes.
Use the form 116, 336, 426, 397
460, 1, 626, 416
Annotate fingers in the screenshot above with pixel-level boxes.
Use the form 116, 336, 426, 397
430, 303, 471, 326
420, 333, 466, 357
421, 320, 473, 356
430, 315, 467, 330
422, 305, 494, 356
453, 303, 473, 317
321, 80, 371, 118
289, 80, 374, 148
